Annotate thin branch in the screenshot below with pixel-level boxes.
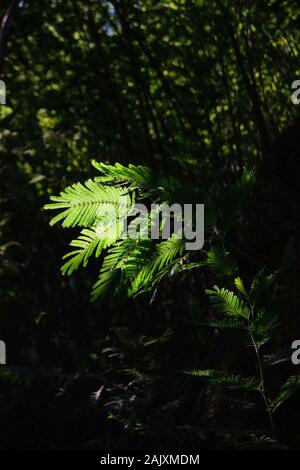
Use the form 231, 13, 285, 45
0, 0, 19, 77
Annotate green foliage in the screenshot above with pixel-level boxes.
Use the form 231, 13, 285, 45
45, 161, 189, 300
249, 269, 279, 304
201, 269, 298, 440
199, 318, 246, 329
2, 0, 300, 450
130, 234, 186, 295
92, 160, 153, 193
206, 247, 237, 278
44, 179, 132, 228
61, 228, 106, 275
205, 285, 250, 319
91, 238, 153, 300
269, 376, 300, 413
184, 369, 260, 391
93, 160, 181, 204
249, 309, 278, 349
234, 277, 247, 297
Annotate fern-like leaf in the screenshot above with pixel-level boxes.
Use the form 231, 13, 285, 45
184, 369, 259, 390
206, 246, 237, 278
61, 222, 124, 276
269, 375, 300, 413
92, 161, 153, 192
91, 238, 153, 300
199, 318, 246, 329
130, 234, 186, 295
249, 309, 278, 348
92, 160, 181, 203
44, 179, 132, 228
235, 276, 247, 297
206, 286, 250, 319
249, 269, 278, 303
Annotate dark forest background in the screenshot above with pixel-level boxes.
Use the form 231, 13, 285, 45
0, 0, 300, 450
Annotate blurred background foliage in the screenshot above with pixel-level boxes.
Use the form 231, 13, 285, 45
0, 0, 300, 449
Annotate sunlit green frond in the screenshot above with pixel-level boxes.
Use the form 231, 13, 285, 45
91, 238, 153, 301
130, 234, 186, 295
205, 286, 250, 319
122, 240, 154, 283
92, 160, 153, 191
234, 277, 247, 297
91, 239, 131, 301
92, 160, 181, 204
61, 228, 102, 275
61, 222, 123, 276
44, 179, 132, 228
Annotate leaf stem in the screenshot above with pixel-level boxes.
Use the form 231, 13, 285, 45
248, 307, 276, 437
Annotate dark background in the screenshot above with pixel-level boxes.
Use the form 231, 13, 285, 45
0, 0, 300, 450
